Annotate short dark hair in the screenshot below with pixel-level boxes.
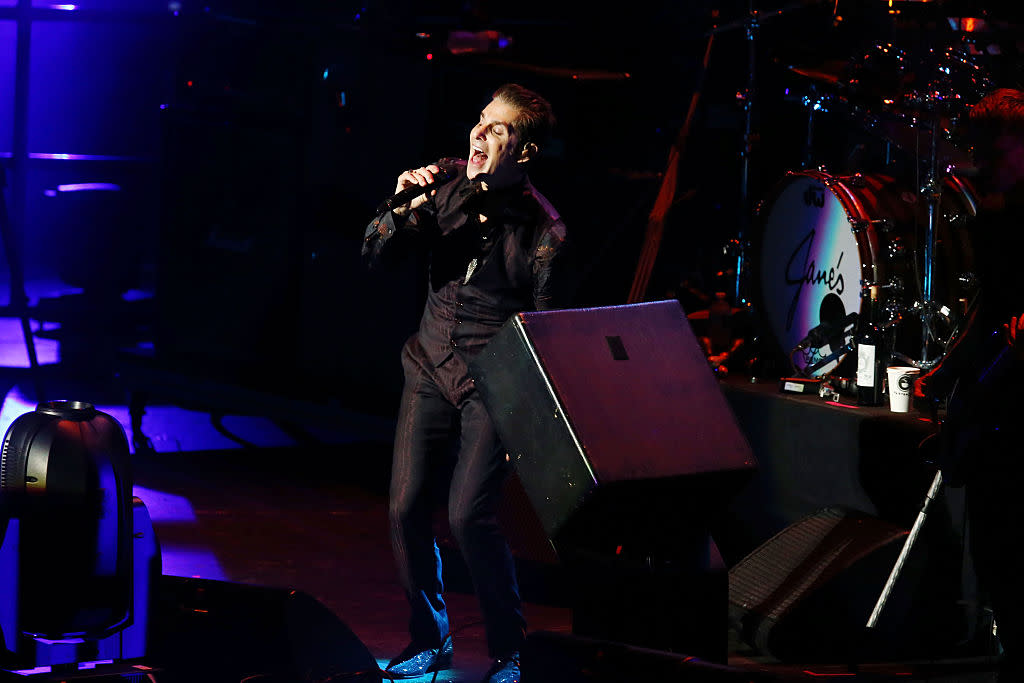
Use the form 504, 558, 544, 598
968, 88, 1024, 137
492, 83, 555, 153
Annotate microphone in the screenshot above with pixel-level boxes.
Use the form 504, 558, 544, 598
794, 312, 859, 351
375, 160, 461, 215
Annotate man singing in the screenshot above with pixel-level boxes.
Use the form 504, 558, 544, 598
362, 83, 573, 683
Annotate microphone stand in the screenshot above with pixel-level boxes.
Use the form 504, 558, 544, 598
800, 339, 854, 378
796, 311, 900, 378
857, 395, 946, 670
866, 468, 944, 630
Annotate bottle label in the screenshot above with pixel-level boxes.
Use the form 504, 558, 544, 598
857, 343, 876, 387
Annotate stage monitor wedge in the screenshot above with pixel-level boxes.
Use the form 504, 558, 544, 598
150, 576, 379, 683
469, 300, 756, 551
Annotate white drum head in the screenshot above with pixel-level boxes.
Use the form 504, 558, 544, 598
759, 174, 864, 376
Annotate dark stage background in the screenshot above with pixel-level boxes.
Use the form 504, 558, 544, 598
1, 0, 1021, 414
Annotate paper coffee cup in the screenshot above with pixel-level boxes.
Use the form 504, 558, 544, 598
886, 366, 920, 412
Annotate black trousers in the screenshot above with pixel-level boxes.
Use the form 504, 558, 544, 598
388, 346, 526, 659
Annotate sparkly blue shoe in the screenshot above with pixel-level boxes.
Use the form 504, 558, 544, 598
480, 651, 520, 683
384, 639, 454, 679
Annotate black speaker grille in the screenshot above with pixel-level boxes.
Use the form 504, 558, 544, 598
728, 506, 906, 623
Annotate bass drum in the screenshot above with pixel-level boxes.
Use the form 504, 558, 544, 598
756, 170, 976, 377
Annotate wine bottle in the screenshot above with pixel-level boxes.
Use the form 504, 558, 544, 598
856, 286, 885, 406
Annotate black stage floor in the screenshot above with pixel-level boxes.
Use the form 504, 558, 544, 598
126, 437, 1004, 682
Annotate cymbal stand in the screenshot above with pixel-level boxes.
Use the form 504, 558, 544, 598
709, 0, 815, 306
735, 5, 757, 307
917, 105, 944, 367
801, 86, 825, 169
707, 2, 762, 306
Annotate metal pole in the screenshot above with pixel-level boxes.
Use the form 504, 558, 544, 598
2, 0, 46, 402
735, 5, 757, 306
866, 468, 944, 628
923, 115, 939, 303
920, 113, 942, 365
12, 0, 30, 234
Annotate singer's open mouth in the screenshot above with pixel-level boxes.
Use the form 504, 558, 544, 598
470, 144, 488, 166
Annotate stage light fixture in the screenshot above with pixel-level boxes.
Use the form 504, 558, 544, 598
0, 401, 158, 675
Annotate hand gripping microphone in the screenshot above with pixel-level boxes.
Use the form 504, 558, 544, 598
375, 159, 461, 215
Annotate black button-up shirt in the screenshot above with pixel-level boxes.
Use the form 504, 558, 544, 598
363, 161, 573, 403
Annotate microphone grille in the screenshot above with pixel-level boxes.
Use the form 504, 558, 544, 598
435, 157, 464, 179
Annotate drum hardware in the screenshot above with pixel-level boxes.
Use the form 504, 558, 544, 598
869, 112, 970, 169
881, 300, 905, 327
705, 4, 761, 305
818, 172, 867, 188
722, 237, 749, 259
886, 238, 906, 259
758, 168, 975, 378
956, 271, 978, 292
755, 18, 992, 379
806, 39, 983, 172
788, 59, 847, 87
707, 0, 824, 306
736, 8, 757, 308
912, 296, 957, 368
800, 87, 831, 168
836, 173, 868, 188
911, 299, 953, 324
918, 109, 945, 364
800, 90, 834, 112
863, 72, 964, 365
884, 46, 988, 366
942, 208, 968, 226
860, 277, 905, 294
849, 217, 893, 233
